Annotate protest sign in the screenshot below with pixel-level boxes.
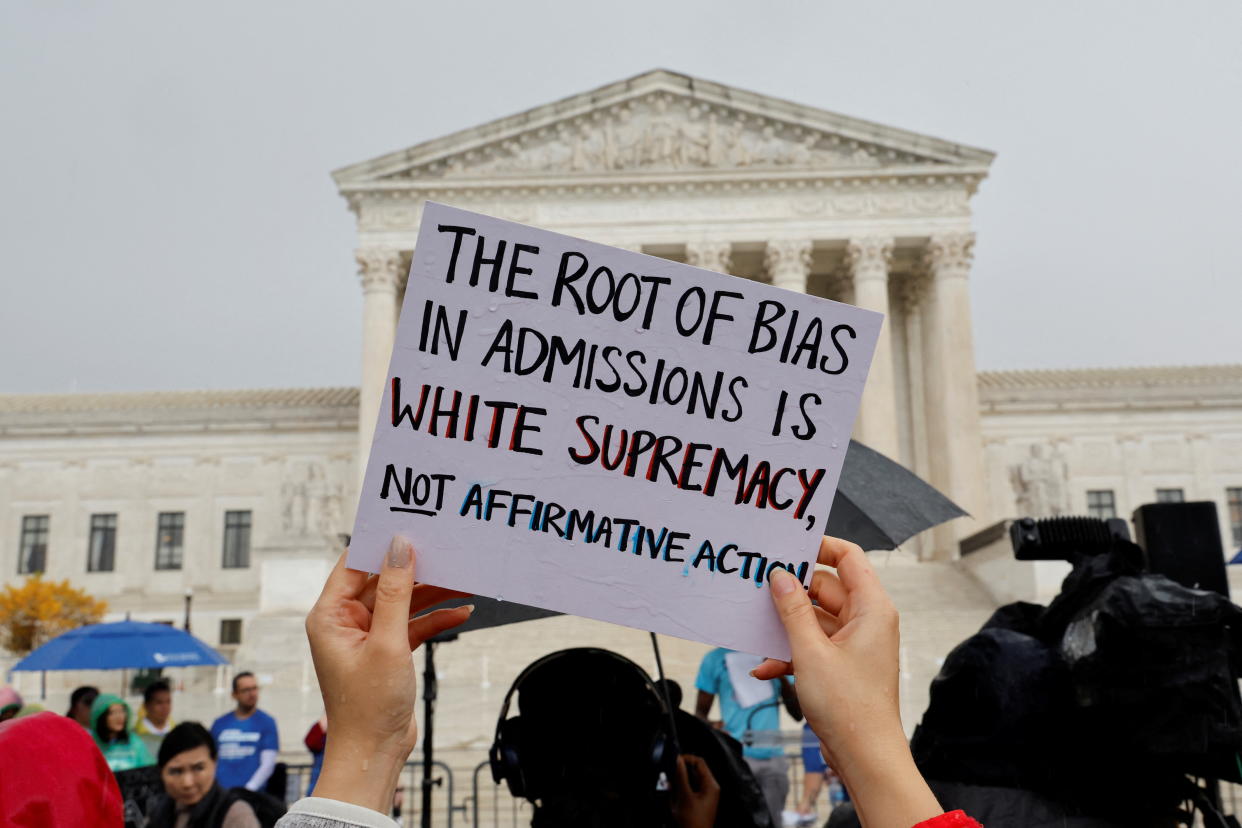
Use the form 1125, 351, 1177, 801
349, 203, 881, 658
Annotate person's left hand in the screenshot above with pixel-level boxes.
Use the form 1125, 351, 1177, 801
307, 536, 472, 813
672, 754, 720, 828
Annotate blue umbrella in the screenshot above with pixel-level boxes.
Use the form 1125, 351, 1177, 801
10, 620, 227, 672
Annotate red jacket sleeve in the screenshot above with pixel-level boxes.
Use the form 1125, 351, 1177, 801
913, 811, 982, 828
304, 721, 326, 752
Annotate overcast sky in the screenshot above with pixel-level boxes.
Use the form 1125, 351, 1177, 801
2, 2, 1239, 394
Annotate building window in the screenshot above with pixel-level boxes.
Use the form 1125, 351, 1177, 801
1228, 488, 1242, 547
155, 512, 185, 570
222, 510, 251, 569
220, 618, 242, 646
87, 514, 117, 572
1086, 490, 1117, 520
18, 515, 49, 574
1155, 488, 1185, 503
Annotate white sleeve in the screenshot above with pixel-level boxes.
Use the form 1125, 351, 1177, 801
276, 798, 399, 828
244, 748, 279, 791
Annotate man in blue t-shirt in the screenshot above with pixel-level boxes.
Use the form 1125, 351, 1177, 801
211, 671, 280, 792
695, 647, 801, 827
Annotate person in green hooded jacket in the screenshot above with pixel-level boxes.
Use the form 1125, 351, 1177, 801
90, 692, 154, 771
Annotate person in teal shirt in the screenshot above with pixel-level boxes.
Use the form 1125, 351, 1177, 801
695, 647, 801, 827
90, 692, 154, 771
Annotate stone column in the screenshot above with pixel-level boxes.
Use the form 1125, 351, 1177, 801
356, 248, 404, 487
765, 239, 812, 293
897, 275, 930, 559
919, 233, 987, 559
898, 276, 931, 484
847, 237, 900, 459
1187, 432, 1212, 501
686, 240, 733, 275
1117, 434, 1142, 517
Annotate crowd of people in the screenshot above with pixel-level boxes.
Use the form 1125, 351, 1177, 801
0, 534, 980, 827
0, 669, 293, 826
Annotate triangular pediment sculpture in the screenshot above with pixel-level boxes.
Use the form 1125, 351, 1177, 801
382, 95, 922, 179
333, 70, 993, 187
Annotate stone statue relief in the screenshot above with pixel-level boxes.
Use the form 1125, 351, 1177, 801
281, 462, 345, 539
279, 474, 305, 536
414, 94, 895, 178
1009, 443, 1071, 518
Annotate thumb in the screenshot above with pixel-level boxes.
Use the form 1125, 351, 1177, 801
768, 567, 824, 658
694, 755, 720, 793
371, 535, 416, 642
674, 755, 691, 793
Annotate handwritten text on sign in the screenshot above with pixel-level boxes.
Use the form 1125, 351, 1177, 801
349, 204, 881, 659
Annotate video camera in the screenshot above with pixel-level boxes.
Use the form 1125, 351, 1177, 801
910, 501, 1242, 828
1010, 501, 1232, 598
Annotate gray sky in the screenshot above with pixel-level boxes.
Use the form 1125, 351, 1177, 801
2, 2, 1239, 394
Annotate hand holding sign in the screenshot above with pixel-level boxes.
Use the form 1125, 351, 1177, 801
307, 538, 472, 814
350, 204, 881, 659
756, 536, 944, 827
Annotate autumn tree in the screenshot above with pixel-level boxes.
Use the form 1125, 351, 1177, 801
0, 575, 108, 655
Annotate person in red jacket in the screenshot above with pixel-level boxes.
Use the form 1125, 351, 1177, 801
282, 535, 981, 828
0, 710, 124, 827
303, 715, 327, 796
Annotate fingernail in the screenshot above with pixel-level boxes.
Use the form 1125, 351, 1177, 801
770, 567, 797, 596
748, 669, 758, 678
462, 603, 475, 615
386, 535, 412, 569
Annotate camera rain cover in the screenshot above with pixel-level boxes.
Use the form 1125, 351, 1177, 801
1061, 574, 1242, 761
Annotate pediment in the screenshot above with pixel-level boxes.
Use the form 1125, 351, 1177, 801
334, 70, 994, 187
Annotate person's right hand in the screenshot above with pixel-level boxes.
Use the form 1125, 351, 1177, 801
754, 536, 942, 828
306, 537, 472, 814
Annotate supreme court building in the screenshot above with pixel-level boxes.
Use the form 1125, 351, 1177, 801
3, 71, 1241, 754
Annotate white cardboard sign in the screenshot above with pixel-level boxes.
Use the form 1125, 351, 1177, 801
349, 203, 881, 659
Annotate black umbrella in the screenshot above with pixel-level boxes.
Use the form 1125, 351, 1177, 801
415, 439, 962, 824
826, 438, 967, 550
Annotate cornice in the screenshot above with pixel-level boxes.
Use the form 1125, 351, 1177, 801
339, 164, 992, 198
0, 387, 360, 414
978, 364, 1242, 391
0, 387, 360, 439
978, 365, 1242, 415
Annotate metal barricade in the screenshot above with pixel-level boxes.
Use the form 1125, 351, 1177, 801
396, 760, 461, 828
282, 762, 314, 803
469, 760, 533, 828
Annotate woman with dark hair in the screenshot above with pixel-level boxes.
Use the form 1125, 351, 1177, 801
147, 722, 263, 828
90, 692, 154, 771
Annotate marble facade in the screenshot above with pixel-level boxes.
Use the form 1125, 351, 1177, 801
979, 365, 1242, 545
0, 389, 356, 650
335, 70, 996, 559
